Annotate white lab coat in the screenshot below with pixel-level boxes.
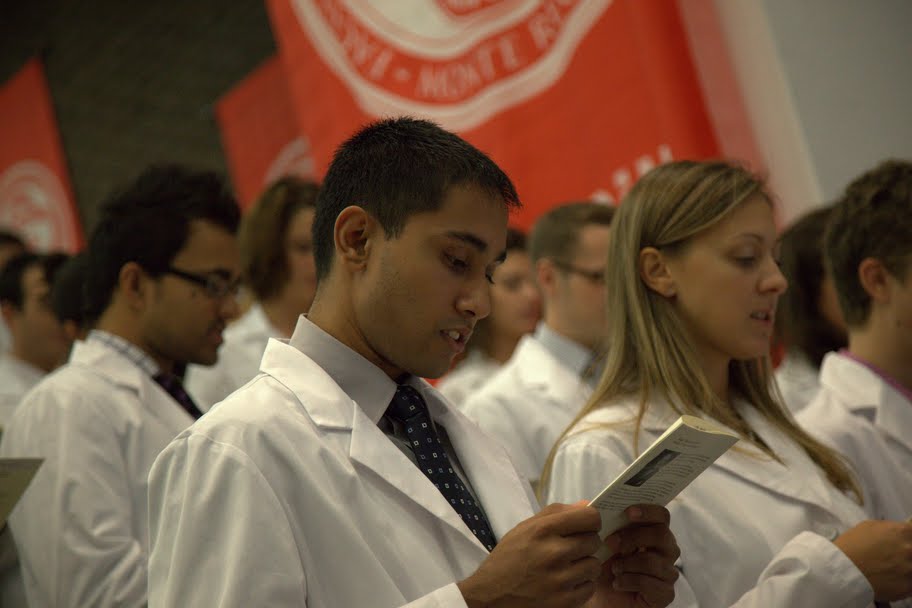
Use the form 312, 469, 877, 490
462, 334, 590, 486
185, 303, 282, 411
148, 338, 539, 608
436, 350, 501, 409
0, 354, 45, 428
0, 338, 194, 608
798, 352, 912, 522
546, 396, 876, 608
774, 351, 821, 414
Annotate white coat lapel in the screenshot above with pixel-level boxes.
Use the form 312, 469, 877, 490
263, 340, 496, 555
432, 402, 538, 540
347, 403, 490, 555
72, 340, 192, 430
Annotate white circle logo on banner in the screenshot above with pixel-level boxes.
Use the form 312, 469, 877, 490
0, 160, 78, 252
291, 0, 610, 131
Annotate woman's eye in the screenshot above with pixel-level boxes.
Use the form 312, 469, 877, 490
734, 256, 758, 268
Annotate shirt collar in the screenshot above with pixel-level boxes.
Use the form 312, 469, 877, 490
87, 330, 161, 378
838, 348, 912, 404
288, 316, 401, 424
534, 322, 593, 376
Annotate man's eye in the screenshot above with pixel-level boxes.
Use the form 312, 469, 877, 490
445, 255, 469, 273
485, 273, 495, 285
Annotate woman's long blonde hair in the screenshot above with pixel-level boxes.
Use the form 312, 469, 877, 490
539, 161, 860, 502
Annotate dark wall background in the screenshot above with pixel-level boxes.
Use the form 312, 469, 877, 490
0, 0, 276, 234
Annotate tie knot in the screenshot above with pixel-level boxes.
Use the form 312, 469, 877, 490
386, 385, 428, 422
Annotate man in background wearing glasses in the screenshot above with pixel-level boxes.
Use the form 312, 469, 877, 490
463, 202, 614, 492
0, 164, 241, 608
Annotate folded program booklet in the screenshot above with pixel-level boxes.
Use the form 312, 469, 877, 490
589, 415, 738, 559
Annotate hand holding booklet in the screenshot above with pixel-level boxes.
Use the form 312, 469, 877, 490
588, 415, 738, 559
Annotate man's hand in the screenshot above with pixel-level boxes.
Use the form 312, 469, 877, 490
590, 505, 680, 608
458, 502, 603, 608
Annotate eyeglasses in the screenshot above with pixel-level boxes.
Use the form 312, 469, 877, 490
551, 260, 606, 284
164, 267, 242, 300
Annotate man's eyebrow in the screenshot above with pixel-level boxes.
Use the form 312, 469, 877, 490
445, 231, 507, 263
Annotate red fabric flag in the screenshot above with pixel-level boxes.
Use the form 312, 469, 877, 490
0, 58, 82, 252
267, 0, 719, 228
215, 56, 316, 210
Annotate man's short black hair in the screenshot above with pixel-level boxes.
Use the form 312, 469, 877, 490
50, 251, 91, 326
312, 117, 520, 280
0, 251, 69, 309
84, 164, 240, 321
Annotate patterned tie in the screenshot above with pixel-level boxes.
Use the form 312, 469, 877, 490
154, 372, 204, 420
386, 385, 497, 551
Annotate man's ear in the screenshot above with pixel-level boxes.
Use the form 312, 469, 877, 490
857, 257, 890, 304
535, 258, 559, 300
118, 262, 148, 310
334, 206, 376, 273
639, 247, 677, 298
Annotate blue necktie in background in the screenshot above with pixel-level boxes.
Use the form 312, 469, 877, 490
386, 385, 496, 551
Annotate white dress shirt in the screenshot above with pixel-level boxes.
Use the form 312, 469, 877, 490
0, 354, 45, 429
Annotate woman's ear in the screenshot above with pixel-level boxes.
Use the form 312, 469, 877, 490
334, 206, 376, 272
639, 247, 677, 298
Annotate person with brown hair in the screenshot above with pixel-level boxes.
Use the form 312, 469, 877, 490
543, 160, 912, 607
773, 205, 847, 412
462, 202, 614, 489
436, 227, 541, 408
186, 176, 319, 410
798, 159, 912, 523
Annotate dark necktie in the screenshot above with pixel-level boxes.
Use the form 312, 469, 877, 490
386, 385, 497, 551
154, 372, 204, 420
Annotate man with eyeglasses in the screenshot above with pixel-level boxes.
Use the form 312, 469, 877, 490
463, 202, 614, 491
0, 164, 241, 607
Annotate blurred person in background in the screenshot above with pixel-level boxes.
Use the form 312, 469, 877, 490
0, 229, 28, 355
462, 202, 614, 490
50, 251, 93, 345
774, 206, 847, 412
436, 227, 541, 408
186, 176, 319, 410
0, 251, 70, 426
799, 159, 912, 523
0, 165, 241, 608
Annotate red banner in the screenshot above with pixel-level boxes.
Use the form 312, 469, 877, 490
0, 58, 82, 252
267, 0, 719, 229
215, 55, 315, 209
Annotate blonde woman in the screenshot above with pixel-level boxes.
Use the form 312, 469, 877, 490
543, 161, 912, 608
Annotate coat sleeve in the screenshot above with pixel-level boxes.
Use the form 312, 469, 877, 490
1, 387, 147, 608
148, 432, 475, 608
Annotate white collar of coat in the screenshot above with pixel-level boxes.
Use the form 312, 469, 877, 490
265, 315, 446, 429
509, 334, 593, 410
819, 351, 912, 444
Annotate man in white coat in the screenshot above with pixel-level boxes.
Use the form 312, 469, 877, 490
462, 202, 614, 489
0, 165, 242, 607
798, 160, 912, 522
147, 118, 681, 608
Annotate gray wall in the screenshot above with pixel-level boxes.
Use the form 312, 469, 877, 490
1, 1, 276, 233
763, 0, 912, 201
